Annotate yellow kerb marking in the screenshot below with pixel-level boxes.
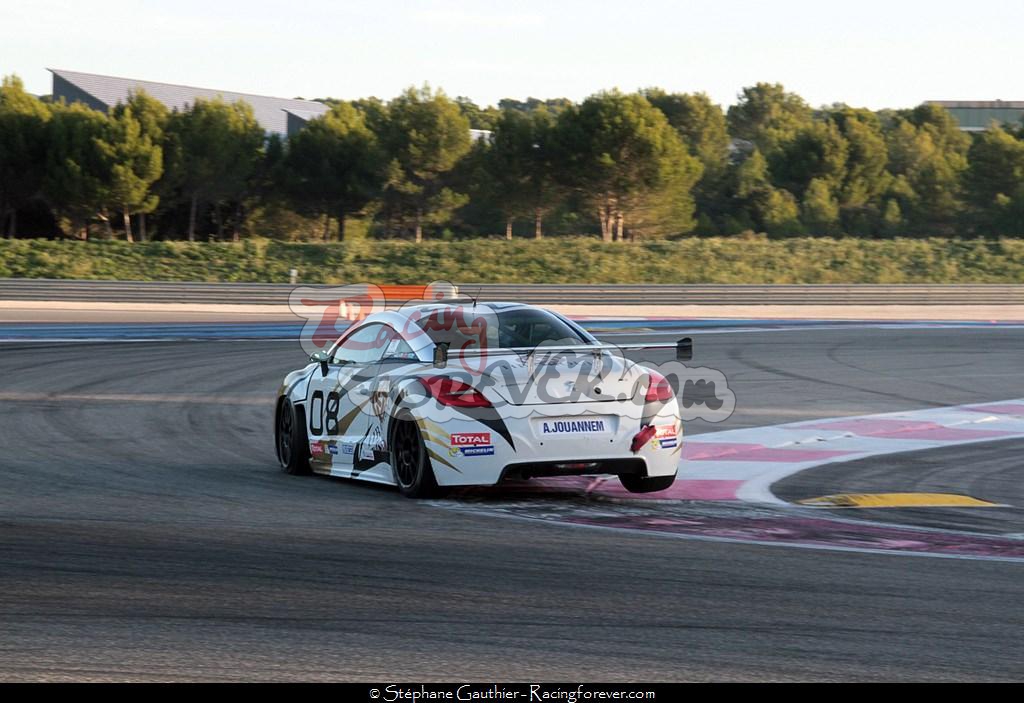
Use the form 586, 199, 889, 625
798, 493, 1001, 508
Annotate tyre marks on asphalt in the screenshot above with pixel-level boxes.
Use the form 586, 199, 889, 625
0, 391, 272, 405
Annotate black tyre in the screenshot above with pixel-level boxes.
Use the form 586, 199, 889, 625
276, 398, 311, 475
619, 472, 676, 494
390, 413, 443, 498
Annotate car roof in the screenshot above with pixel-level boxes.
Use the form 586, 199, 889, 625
401, 300, 530, 313
355, 301, 545, 340
344, 301, 596, 355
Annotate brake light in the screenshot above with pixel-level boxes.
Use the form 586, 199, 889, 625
644, 371, 673, 403
630, 425, 657, 453
420, 376, 492, 408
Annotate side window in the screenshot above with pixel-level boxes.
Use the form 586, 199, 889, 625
331, 324, 391, 365
373, 326, 416, 361
383, 336, 417, 361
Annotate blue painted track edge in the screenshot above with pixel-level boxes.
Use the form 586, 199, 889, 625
1, 317, 1022, 341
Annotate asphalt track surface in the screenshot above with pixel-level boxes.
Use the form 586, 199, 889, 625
2, 326, 1024, 681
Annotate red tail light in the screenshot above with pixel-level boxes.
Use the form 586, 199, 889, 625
630, 425, 657, 453
644, 371, 673, 403
420, 376, 492, 408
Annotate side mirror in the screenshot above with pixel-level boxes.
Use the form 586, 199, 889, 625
310, 350, 330, 376
676, 337, 693, 362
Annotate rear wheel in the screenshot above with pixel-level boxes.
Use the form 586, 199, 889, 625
390, 414, 443, 498
619, 473, 676, 493
276, 398, 310, 475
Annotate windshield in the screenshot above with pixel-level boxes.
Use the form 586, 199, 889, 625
413, 306, 595, 349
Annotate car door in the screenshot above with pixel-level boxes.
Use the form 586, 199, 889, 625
306, 323, 391, 474
347, 326, 422, 478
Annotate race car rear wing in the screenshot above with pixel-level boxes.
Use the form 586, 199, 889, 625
432, 337, 693, 369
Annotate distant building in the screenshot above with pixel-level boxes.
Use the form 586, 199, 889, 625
928, 100, 1024, 132
49, 68, 330, 137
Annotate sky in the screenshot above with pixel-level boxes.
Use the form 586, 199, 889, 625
3, 0, 1022, 110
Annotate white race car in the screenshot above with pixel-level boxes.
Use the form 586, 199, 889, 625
275, 302, 691, 497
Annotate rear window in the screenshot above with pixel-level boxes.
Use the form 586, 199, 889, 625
413, 306, 594, 349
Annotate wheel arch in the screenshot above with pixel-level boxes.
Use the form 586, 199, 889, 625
281, 366, 316, 406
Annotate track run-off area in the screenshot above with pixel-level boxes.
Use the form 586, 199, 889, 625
2, 317, 1024, 680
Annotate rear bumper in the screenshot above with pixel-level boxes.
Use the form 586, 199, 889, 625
499, 457, 651, 481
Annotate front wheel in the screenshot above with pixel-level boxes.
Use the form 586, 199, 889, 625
619, 473, 676, 494
276, 398, 311, 475
390, 414, 443, 498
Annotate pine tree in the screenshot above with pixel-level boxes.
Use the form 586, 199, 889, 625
100, 104, 163, 242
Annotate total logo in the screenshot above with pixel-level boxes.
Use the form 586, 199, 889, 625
449, 432, 495, 457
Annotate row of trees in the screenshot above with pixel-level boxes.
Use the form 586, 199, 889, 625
3, 75, 1024, 242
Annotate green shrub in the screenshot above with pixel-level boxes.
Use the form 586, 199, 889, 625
1, 236, 1023, 284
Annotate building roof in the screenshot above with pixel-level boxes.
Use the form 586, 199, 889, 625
49, 68, 330, 135
930, 100, 1024, 109
282, 107, 331, 122
928, 100, 1024, 132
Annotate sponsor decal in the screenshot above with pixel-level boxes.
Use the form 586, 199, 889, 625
354, 426, 388, 465
328, 443, 339, 456
451, 432, 491, 446
370, 379, 390, 419
540, 419, 608, 435
449, 431, 494, 457
310, 441, 325, 457
654, 424, 678, 449
341, 442, 355, 456
367, 426, 387, 452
